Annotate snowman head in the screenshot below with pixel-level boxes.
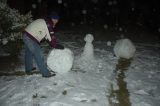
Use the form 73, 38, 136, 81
84, 34, 94, 43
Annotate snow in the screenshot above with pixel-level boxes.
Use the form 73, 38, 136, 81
0, 35, 160, 106
58, 0, 63, 4
37, 0, 42, 3
47, 48, 74, 74
108, 1, 113, 6
82, 10, 87, 15
158, 28, 160, 32
91, 0, 98, 4
113, 38, 136, 59
32, 4, 37, 9
2, 38, 8, 45
103, 24, 108, 29
125, 46, 160, 106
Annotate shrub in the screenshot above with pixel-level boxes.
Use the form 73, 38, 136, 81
0, 1, 32, 56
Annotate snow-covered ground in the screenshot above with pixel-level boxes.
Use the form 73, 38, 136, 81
0, 34, 160, 106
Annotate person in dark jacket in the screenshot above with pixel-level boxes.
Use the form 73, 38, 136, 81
23, 12, 64, 78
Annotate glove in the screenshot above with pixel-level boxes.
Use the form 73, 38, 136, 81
49, 37, 57, 48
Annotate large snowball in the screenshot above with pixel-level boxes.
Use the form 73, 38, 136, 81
47, 48, 74, 74
113, 38, 136, 59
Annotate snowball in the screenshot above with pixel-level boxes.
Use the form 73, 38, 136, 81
113, 38, 136, 59
107, 41, 112, 46
47, 48, 74, 74
58, 0, 63, 4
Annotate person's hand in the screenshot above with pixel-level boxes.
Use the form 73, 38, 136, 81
49, 37, 57, 48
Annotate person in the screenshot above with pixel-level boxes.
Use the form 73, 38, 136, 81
22, 12, 64, 78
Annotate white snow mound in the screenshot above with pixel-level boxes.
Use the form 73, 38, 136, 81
114, 38, 136, 59
47, 48, 74, 74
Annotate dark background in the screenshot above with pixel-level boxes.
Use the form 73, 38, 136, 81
7, 0, 160, 42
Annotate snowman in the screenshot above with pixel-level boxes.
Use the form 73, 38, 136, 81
81, 34, 94, 60
74, 34, 98, 71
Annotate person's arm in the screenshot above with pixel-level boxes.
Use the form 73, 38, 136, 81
45, 18, 64, 49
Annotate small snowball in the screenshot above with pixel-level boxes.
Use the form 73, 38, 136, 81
107, 41, 112, 46
114, 38, 136, 59
47, 48, 74, 74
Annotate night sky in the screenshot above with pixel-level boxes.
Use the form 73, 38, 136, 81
7, 0, 160, 33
